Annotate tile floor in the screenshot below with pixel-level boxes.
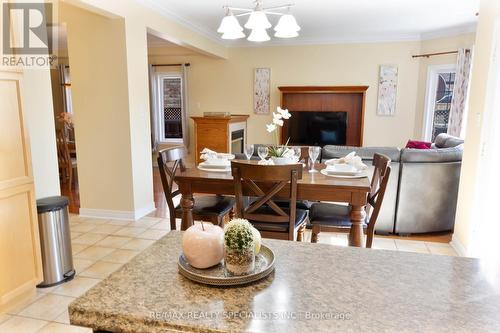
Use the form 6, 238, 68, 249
0, 214, 458, 332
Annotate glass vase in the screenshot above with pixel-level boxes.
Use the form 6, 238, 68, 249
224, 246, 255, 276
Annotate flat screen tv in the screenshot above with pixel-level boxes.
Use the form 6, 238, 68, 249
287, 111, 347, 146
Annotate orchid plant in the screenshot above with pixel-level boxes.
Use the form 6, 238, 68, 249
266, 107, 294, 158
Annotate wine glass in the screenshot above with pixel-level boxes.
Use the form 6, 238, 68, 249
292, 147, 301, 163
308, 146, 321, 173
244, 144, 254, 160
257, 146, 268, 160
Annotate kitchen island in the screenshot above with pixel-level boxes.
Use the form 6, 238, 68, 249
69, 231, 500, 333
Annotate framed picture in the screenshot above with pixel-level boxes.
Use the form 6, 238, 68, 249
377, 65, 398, 116
254, 68, 270, 114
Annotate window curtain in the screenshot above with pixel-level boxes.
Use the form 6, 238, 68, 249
181, 64, 190, 151
447, 48, 473, 138
149, 64, 159, 152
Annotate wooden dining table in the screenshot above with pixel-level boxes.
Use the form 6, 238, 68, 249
175, 160, 372, 247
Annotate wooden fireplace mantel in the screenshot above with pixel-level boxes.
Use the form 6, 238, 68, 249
278, 86, 369, 146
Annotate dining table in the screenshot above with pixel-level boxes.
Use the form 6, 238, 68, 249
175, 160, 371, 247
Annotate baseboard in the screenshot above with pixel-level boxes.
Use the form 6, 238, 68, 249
450, 235, 468, 257
80, 203, 156, 221
0, 279, 37, 313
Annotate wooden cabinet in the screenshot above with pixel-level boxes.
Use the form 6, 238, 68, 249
192, 115, 249, 165
0, 69, 43, 312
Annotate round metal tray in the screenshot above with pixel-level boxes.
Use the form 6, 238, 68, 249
178, 245, 275, 286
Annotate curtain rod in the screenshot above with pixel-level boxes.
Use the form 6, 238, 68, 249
412, 50, 466, 58
152, 63, 190, 67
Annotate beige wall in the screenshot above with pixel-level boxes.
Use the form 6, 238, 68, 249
149, 41, 424, 158
413, 33, 476, 139
452, 0, 500, 256
149, 35, 476, 160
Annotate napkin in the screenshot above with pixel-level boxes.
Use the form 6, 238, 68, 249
325, 152, 367, 170
199, 148, 235, 162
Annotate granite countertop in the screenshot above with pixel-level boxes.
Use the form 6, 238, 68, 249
69, 232, 500, 333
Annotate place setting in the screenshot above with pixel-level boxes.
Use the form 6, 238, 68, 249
320, 151, 369, 178
197, 148, 235, 172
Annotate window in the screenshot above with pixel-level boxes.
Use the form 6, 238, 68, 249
156, 73, 184, 142
423, 64, 456, 141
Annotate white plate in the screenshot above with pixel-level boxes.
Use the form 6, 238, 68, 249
320, 169, 367, 179
199, 161, 229, 169
197, 165, 231, 173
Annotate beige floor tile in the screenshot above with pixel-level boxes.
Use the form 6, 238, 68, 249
120, 239, 155, 251
36, 322, 92, 333
101, 249, 140, 264
137, 216, 163, 223
52, 277, 101, 298
0, 316, 48, 333
73, 258, 96, 272
53, 310, 70, 324
137, 228, 169, 240
106, 220, 131, 226
80, 261, 122, 279
6, 292, 45, 315
128, 219, 159, 228
114, 226, 148, 237
89, 224, 124, 235
151, 220, 171, 231
371, 238, 398, 251
71, 223, 97, 233
17, 294, 75, 321
395, 239, 430, 254
36, 285, 59, 294
72, 233, 107, 246
0, 313, 12, 325
426, 244, 458, 256
71, 231, 83, 240
81, 218, 109, 225
72, 243, 89, 255
74, 246, 115, 261
94, 236, 132, 248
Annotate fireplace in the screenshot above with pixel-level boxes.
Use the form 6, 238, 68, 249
288, 111, 347, 146
279, 86, 368, 147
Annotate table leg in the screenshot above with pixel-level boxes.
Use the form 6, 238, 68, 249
348, 205, 366, 247
180, 194, 194, 231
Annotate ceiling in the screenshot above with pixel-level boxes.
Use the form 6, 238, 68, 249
142, 0, 479, 47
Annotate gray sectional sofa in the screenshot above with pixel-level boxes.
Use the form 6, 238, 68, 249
321, 133, 464, 235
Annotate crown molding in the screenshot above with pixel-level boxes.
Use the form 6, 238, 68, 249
420, 22, 477, 41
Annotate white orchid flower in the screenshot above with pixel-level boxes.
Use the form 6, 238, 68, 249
277, 107, 291, 119
266, 123, 277, 133
273, 112, 283, 120
273, 118, 284, 126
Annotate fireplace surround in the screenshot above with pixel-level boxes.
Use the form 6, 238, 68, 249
279, 86, 368, 146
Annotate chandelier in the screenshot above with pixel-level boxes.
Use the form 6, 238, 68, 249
217, 0, 301, 42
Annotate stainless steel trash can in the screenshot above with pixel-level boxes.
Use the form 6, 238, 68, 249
36, 196, 75, 287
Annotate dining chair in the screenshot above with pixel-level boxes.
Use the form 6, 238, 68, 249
157, 147, 235, 231
231, 161, 308, 241
56, 128, 77, 190
310, 153, 391, 248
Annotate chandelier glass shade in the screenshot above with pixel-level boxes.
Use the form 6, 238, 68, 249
218, 1, 300, 42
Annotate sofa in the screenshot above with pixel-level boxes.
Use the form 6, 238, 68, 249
321, 133, 464, 235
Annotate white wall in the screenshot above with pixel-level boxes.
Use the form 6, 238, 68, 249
23, 69, 61, 199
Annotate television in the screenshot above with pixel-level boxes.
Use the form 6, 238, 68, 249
287, 111, 347, 146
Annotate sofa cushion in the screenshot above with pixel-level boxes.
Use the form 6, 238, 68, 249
322, 145, 401, 162
405, 140, 431, 149
400, 146, 463, 163
433, 133, 464, 148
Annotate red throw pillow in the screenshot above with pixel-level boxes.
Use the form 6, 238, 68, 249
405, 140, 432, 149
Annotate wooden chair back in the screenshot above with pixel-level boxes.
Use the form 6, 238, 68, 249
231, 161, 303, 240
365, 153, 391, 247
157, 147, 186, 229
55, 129, 71, 168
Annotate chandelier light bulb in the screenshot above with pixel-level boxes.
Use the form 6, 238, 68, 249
247, 28, 270, 42
244, 11, 272, 30
222, 29, 246, 40
274, 14, 301, 32
217, 14, 243, 33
